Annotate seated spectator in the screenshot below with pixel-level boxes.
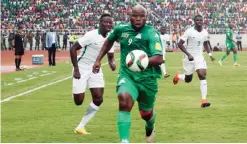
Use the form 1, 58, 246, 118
213, 42, 222, 52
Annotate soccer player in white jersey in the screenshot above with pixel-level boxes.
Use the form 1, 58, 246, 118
70, 14, 116, 134
173, 15, 215, 108
159, 26, 170, 78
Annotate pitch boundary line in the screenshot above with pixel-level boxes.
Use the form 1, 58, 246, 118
3, 71, 57, 86
1, 59, 119, 104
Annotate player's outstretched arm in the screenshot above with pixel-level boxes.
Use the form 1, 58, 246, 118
93, 39, 115, 73
70, 42, 82, 79
148, 55, 163, 66
203, 41, 215, 61
178, 39, 193, 61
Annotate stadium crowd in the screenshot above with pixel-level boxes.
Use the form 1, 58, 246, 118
1, 0, 247, 50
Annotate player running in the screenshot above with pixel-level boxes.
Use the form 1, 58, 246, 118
159, 26, 170, 78
93, 5, 164, 143
70, 14, 116, 135
218, 22, 240, 66
173, 15, 215, 108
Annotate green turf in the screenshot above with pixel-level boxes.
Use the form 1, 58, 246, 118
1, 52, 247, 142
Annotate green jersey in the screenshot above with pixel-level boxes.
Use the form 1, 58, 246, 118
226, 28, 233, 43
108, 23, 163, 81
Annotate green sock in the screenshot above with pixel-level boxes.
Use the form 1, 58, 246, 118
233, 54, 238, 64
145, 112, 156, 131
117, 111, 131, 142
220, 53, 228, 61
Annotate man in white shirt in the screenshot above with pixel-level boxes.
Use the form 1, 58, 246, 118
70, 14, 116, 135
173, 15, 215, 108
46, 28, 58, 66
159, 26, 170, 78
236, 32, 242, 51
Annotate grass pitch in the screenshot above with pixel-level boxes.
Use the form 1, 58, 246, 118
1, 52, 247, 143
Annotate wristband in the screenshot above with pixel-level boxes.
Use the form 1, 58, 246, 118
208, 53, 212, 56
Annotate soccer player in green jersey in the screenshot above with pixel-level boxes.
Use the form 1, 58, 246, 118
218, 23, 240, 66
93, 5, 164, 143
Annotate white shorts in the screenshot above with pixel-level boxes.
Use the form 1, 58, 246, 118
72, 69, 105, 94
183, 56, 207, 75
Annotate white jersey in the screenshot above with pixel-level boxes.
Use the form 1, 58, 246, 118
180, 27, 209, 58
160, 34, 170, 53
77, 29, 114, 69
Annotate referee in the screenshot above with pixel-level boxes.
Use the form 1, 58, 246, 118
12, 27, 25, 71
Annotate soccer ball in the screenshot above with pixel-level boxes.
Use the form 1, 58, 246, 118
125, 50, 149, 72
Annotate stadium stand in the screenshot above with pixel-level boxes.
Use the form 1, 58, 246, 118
1, 0, 247, 50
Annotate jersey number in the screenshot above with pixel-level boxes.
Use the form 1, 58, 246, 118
128, 38, 132, 45
197, 41, 201, 46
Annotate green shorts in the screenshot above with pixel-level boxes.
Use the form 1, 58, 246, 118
226, 42, 236, 51
116, 74, 158, 111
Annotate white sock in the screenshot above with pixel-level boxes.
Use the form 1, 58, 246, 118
75, 102, 99, 130
200, 80, 207, 100
178, 74, 185, 81
160, 63, 167, 75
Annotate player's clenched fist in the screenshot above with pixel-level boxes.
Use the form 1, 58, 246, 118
188, 54, 194, 61
73, 69, 81, 79
92, 60, 101, 73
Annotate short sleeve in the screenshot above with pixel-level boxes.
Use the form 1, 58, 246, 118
78, 32, 91, 48
108, 26, 121, 41
180, 29, 190, 42
148, 30, 163, 56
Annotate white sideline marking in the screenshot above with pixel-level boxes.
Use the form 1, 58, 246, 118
1, 59, 119, 104
17, 77, 37, 83
3, 71, 57, 86
39, 71, 56, 77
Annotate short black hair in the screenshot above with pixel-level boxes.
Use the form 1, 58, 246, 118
100, 13, 112, 22
194, 14, 202, 21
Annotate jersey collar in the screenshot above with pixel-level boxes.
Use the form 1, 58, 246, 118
194, 26, 203, 32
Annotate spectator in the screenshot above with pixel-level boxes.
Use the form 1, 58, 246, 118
46, 27, 58, 66
236, 31, 242, 51
213, 42, 222, 52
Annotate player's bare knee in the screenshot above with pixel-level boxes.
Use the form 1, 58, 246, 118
198, 73, 206, 80
139, 110, 153, 121
119, 100, 131, 111
73, 93, 84, 106
118, 94, 133, 112
185, 75, 193, 83
93, 97, 103, 106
